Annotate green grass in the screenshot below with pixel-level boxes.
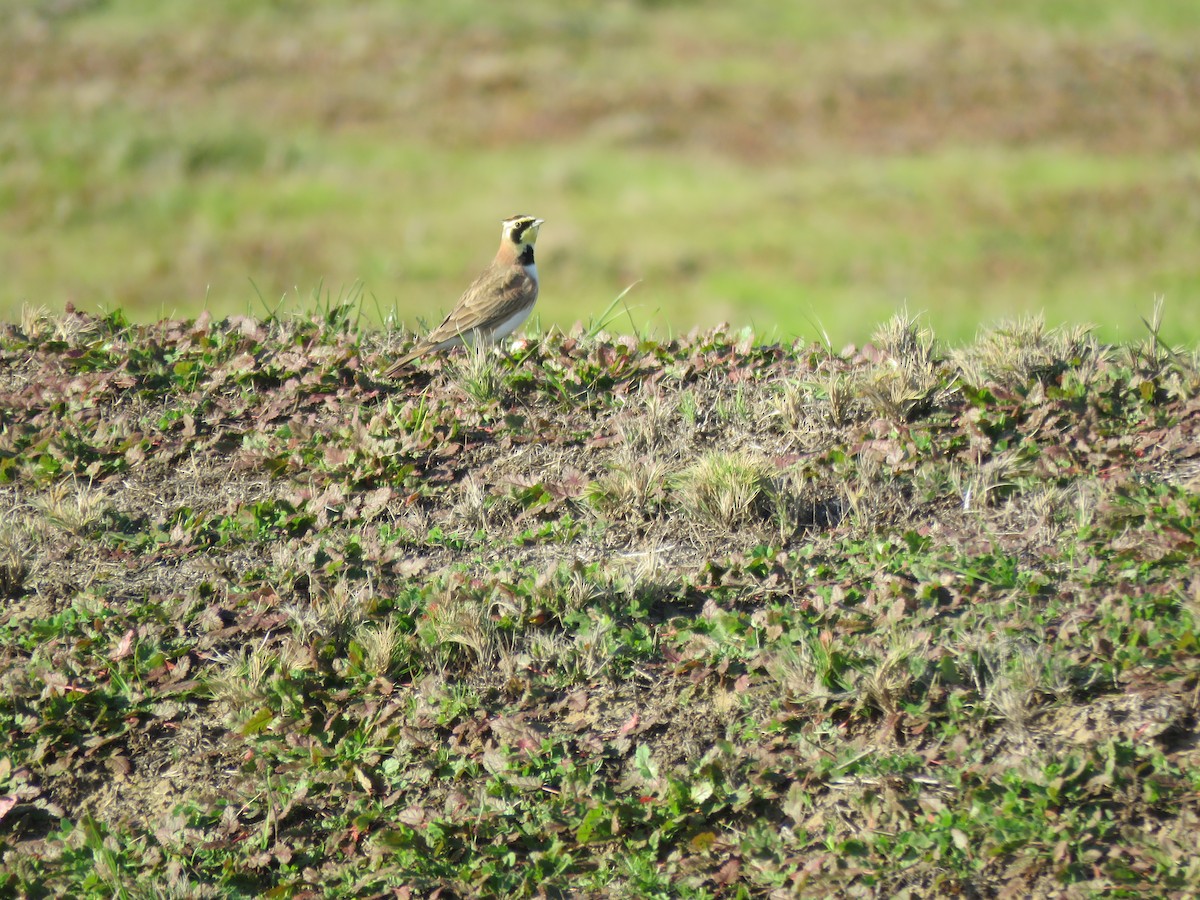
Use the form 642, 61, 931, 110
1, 304, 1198, 896
2, 0, 1200, 344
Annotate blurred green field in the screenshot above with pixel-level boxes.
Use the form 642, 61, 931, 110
2, 0, 1199, 345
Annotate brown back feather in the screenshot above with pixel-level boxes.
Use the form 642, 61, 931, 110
382, 264, 537, 375
422, 265, 537, 346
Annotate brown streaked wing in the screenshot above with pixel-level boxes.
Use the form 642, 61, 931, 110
422, 265, 537, 346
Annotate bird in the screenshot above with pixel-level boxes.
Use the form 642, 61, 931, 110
383, 214, 544, 375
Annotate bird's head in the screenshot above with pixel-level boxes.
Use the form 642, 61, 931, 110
502, 214, 544, 248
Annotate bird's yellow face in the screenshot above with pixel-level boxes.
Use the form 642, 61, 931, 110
502, 215, 543, 247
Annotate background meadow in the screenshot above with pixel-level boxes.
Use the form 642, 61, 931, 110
2, 0, 1199, 345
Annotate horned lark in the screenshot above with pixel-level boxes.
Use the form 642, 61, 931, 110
384, 214, 544, 375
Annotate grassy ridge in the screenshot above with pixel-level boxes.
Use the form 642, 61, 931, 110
3, 1, 1200, 343
1, 307, 1198, 896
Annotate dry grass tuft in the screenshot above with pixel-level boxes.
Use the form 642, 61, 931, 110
354, 618, 410, 677
450, 341, 506, 404
616, 387, 674, 454
19, 304, 54, 342
674, 450, 775, 530
587, 456, 675, 520
951, 316, 1101, 388
30, 479, 109, 533
417, 587, 496, 672
283, 579, 373, 645
765, 632, 849, 706
208, 640, 308, 720
0, 521, 33, 598
853, 631, 930, 719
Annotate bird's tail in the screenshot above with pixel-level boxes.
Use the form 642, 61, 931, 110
381, 344, 428, 378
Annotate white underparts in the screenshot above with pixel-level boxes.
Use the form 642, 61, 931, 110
486, 301, 534, 341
